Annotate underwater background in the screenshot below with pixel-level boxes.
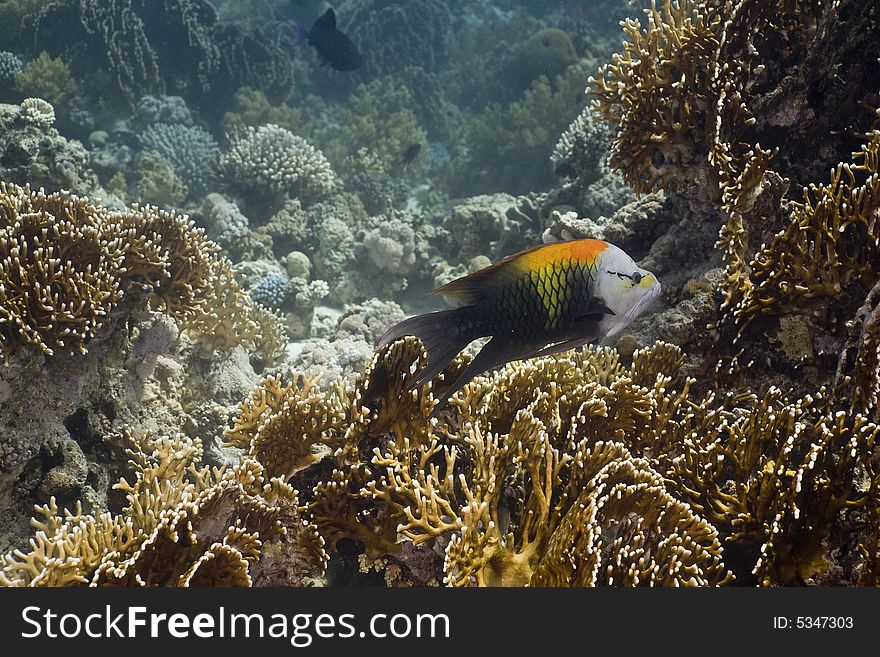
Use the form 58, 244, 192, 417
0, 0, 879, 587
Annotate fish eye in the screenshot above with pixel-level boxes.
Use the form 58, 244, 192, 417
632, 272, 643, 284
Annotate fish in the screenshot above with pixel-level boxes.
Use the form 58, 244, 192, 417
298, 8, 362, 72
376, 239, 661, 416
400, 143, 422, 168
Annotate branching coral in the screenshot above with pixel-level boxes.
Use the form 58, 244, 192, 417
724, 128, 880, 336
589, 0, 728, 195
139, 122, 219, 198
259, 337, 879, 587
0, 182, 259, 358
220, 124, 337, 206
9, 329, 880, 586
300, 339, 732, 585
0, 183, 126, 356
0, 431, 327, 586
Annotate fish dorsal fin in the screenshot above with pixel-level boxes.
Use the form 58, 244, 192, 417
431, 239, 608, 306
312, 8, 336, 33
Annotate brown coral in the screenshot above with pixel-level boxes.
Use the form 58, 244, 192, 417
0, 432, 327, 587
0, 183, 126, 356
0, 182, 261, 358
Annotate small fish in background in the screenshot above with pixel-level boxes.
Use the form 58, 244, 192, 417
399, 142, 422, 171
377, 239, 662, 416
295, 8, 362, 71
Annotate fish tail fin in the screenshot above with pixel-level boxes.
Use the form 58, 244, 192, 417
377, 308, 475, 390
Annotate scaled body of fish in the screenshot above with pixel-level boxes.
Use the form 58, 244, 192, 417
302, 8, 362, 71
377, 239, 661, 416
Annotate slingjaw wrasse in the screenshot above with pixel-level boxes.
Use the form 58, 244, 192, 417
377, 239, 662, 416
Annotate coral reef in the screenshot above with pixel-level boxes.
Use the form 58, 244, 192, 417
221, 86, 310, 137
442, 193, 542, 263
0, 182, 258, 357
210, 22, 294, 105
132, 94, 194, 129
0, 432, 326, 586
2, 0, 879, 593
14, 52, 76, 106
139, 122, 219, 199
135, 152, 188, 207
0, 99, 102, 197
249, 273, 288, 312
362, 218, 416, 276
460, 64, 590, 194
0, 51, 23, 86
504, 27, 578, 98
341, 0, 452, 78
325, 79, 428, 173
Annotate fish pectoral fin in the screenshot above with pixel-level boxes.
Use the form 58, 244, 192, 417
576, 299, 615, 323
591, 300, 616, 315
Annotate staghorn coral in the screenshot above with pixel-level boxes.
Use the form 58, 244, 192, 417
220, 124, 337, 209
0, 432, 326, 586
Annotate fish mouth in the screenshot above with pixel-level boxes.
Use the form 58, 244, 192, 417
624, 282, 662, 322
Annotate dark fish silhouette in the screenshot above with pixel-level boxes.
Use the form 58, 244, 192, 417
377, 239, 661, 417
299, 8, 362, 72
401, 143, 422, 166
